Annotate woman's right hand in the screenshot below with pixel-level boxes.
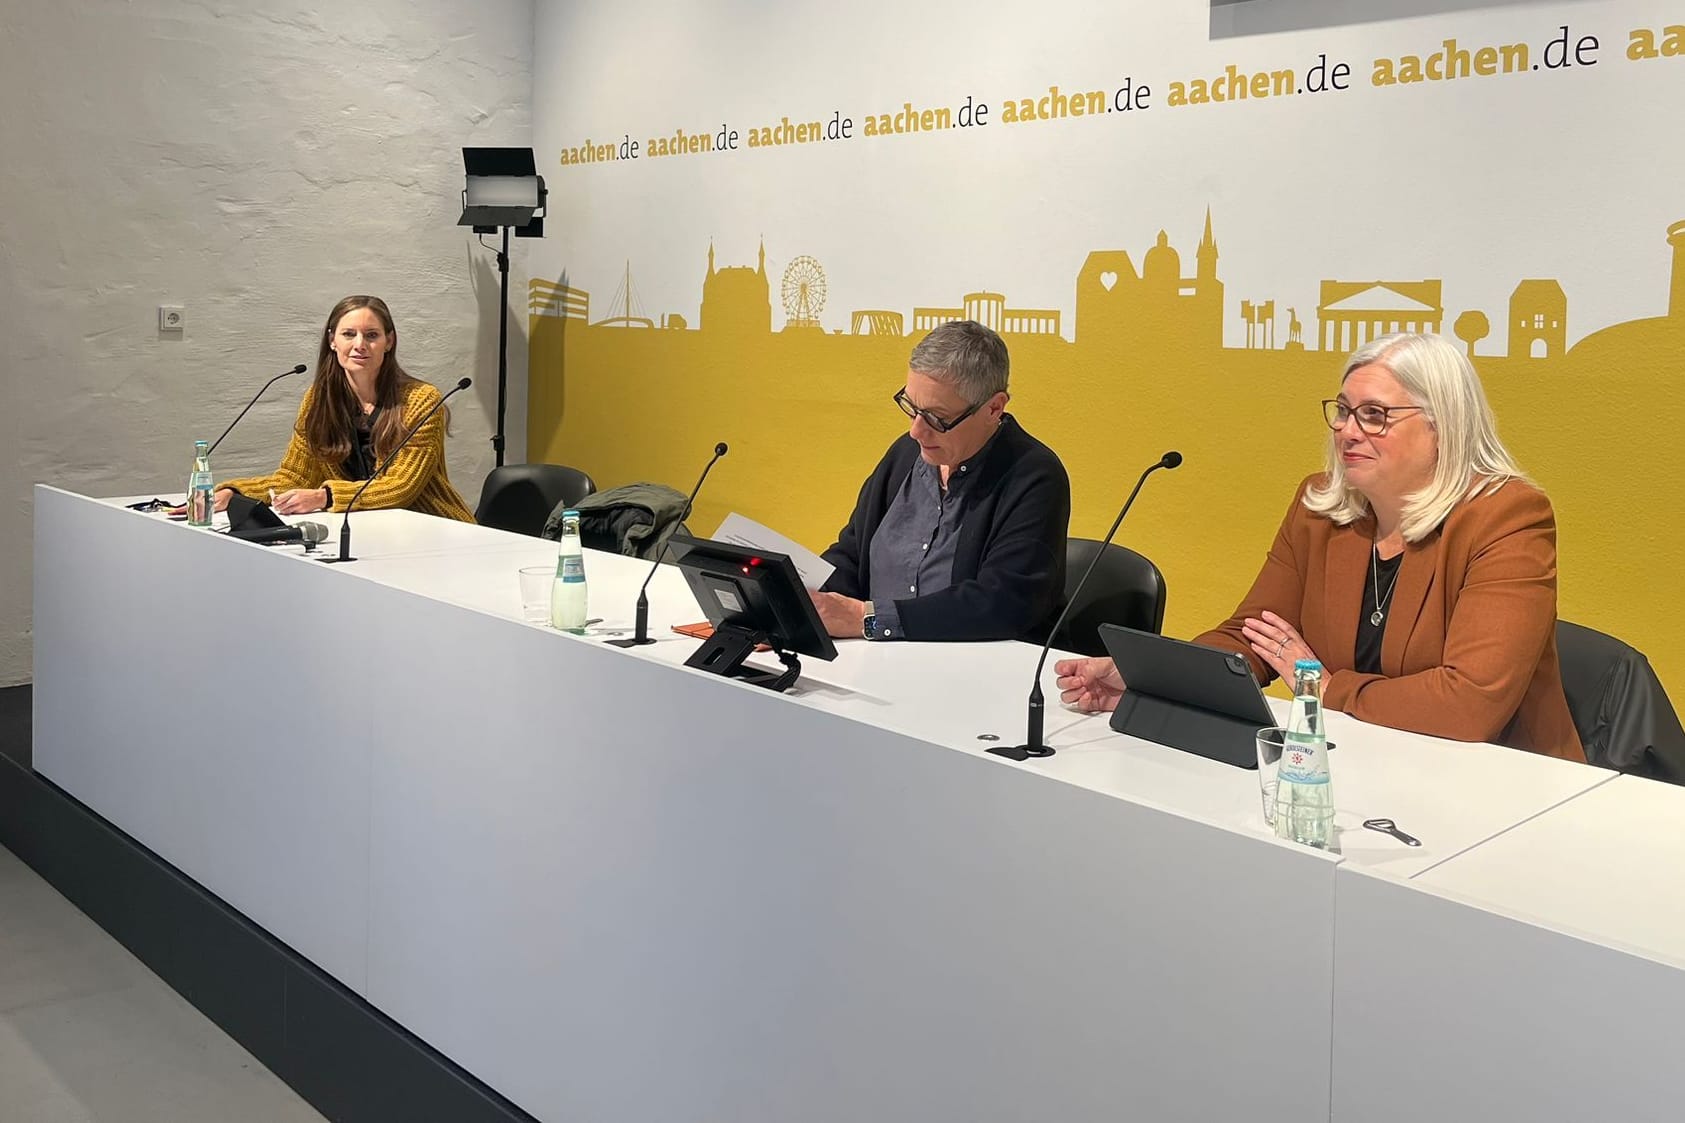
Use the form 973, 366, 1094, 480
213, 488, 236, 513
1054, 657, 1127, 713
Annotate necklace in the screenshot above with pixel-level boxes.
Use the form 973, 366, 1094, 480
1370, 544, 1402, 626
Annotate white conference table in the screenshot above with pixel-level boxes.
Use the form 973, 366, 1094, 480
29, 486, 1648, 1122
1333, 774, 1685, 1122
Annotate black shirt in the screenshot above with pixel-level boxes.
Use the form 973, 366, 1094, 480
818, 414, 1071, 642
342, 412, 378, 481
1355, 548, 1405, 675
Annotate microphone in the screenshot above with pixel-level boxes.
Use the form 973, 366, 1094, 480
208, 364, 308, 456
607, 442, 729, 648
319, 378, 472, 564
229, 521, 331, 548
988, 450, 1183, 762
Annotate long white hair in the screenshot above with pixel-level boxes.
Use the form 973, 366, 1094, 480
1303, 333, 1528, 542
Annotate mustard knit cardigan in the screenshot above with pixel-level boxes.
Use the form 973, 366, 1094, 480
219, 381, 476, 523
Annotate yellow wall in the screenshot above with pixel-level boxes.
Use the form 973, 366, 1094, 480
529, 222, 1685, 702
529, 3, 1685, 707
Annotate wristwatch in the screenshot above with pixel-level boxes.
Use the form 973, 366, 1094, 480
862, 600, 877, 640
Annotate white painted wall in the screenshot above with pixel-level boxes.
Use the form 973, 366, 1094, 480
0, 0, 536, 685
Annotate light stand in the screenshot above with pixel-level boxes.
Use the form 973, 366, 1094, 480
458, 146, 547, 469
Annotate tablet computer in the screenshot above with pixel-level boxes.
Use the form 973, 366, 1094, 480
1097, 623, 1276, 769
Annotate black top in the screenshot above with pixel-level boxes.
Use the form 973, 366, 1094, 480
819, 414, 1071, 642
342, 412, 378, 481
863, 435, 991, 640
1355, 547, 1405, 675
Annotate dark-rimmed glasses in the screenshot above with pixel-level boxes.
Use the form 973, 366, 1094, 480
894, 388, 983, 434
1322, 399, 1425, 436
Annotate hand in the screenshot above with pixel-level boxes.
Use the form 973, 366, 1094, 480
1242, 610, 1318, 683
166, 487, 231, 517
1054, 656, 1127, 713
808, 590, 868, 638
273, 488, 329, 515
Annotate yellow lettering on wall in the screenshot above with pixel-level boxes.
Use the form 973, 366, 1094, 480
1168, 81, 1188, 105
1633, 25, 1685, 58
1371, 59, 1396, 86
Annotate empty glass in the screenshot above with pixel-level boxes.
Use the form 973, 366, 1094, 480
1256, 727, 1287, 827
517, 565, 553, 624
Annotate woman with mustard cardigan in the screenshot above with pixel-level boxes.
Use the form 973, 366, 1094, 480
213, 295, 474, 523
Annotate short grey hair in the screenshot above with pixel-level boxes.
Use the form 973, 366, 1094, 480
1304, 333, 1529, 542
908, 320, 1010, 403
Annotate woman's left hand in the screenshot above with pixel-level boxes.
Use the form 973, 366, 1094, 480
273, 488, 329, 515
1243, 610, 1319, 682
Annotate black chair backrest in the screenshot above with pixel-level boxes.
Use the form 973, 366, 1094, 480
1556, 620, 1685, 785
1055, 538, 1167, 656
475, 463, 597, 537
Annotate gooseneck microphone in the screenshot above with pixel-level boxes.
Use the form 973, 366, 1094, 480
319, 378, 472, 564
607, 442, 729, 648
229, 521, 331, 548
208, 364, 308, 456
988, 450, 1183, 762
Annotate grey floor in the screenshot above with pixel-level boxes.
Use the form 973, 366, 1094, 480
0, 686, 325, 1122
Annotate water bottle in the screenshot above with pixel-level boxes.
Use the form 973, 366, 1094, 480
550, 509, 588, 633
186, 440, 215, 527
1274, 659, 1336, 850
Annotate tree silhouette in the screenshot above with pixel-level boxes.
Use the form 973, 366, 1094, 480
1453, 310, 1490, 357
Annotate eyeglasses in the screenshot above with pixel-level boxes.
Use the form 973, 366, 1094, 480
1322, 399, 1425, 436
894, 388, 983, 434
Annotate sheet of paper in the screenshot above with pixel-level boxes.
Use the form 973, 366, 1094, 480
713, 513, 835, 589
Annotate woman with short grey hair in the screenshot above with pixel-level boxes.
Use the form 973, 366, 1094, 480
812, 320, 1071, 643
1057, 333, 1583, 759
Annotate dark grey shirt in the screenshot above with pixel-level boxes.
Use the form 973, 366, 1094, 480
865, 453, 981, 640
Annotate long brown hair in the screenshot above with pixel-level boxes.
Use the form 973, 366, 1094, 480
302, 295, 444, 465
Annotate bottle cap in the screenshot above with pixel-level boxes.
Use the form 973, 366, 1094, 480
1294, 658, 1323, 672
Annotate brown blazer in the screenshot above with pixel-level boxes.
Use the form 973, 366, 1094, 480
1193, 474, 1585, 761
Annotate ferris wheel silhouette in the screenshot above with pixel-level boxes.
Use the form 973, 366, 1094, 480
781, 255, 826, 329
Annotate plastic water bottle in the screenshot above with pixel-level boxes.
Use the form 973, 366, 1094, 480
550, 509, 587, 633
1275, 659, 1336, 850
186, 440, 215, 527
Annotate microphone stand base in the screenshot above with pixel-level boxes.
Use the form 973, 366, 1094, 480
317, 555, 357, 564
986, 743, 1056, 762
604, 636, 656, 648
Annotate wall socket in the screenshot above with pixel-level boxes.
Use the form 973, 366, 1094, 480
158, 305, 185, 332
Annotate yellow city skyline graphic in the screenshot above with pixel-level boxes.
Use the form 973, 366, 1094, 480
530, 210, 1682, 358
527, 215, 1685, 704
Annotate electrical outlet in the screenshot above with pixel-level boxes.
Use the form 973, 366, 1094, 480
159, 305, 185, 332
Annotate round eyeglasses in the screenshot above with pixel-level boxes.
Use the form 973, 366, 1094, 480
1322, 399, 1425, 436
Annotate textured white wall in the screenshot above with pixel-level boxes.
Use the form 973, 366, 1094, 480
0, 0, 536, 685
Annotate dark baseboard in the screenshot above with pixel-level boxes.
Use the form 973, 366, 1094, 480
0, 682, 31, 768
0, 751, 538, 1123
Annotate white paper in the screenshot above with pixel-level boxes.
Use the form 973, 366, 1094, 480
713, 513, 835, 590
